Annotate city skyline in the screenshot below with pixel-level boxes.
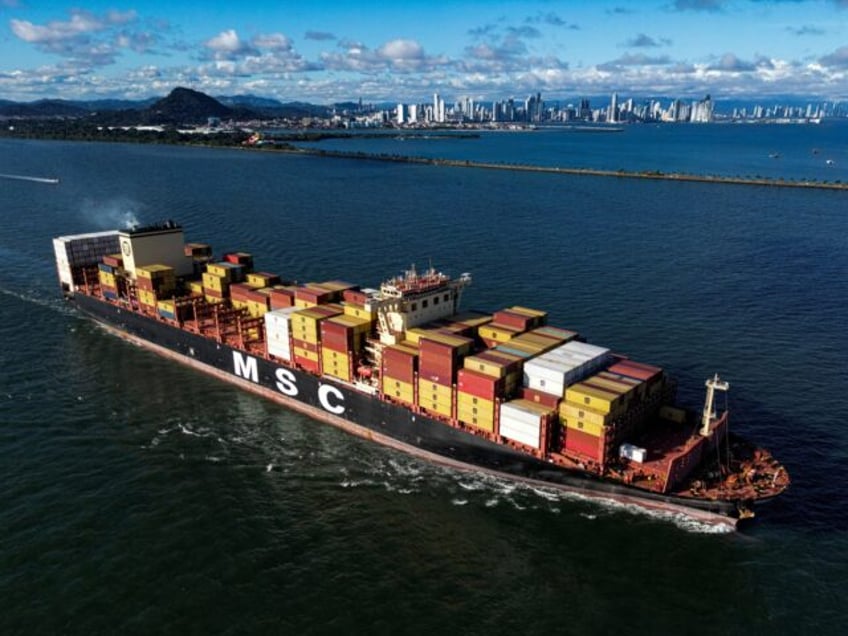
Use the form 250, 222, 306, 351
2, 1, 848, 103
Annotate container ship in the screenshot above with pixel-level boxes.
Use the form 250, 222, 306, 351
54, 221, 789, 525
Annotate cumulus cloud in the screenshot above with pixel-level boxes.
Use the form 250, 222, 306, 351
322, 38, 447, 74
820, 46, 848, 68
524, 12, 577, 29
204, 29, 258, 60
8, 9, 164, 67
707, 53, 757, 72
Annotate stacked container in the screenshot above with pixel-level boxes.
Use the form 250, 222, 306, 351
246, 272, 281, 288
136, 264, 176, 311
417, 333, 474, 418
268, 286, 296, 310
381, 343, 418, 405
265, 306, 299, 361
289, 305, 343, 373
230, 283, 272, 318
320, 314, 372, 382
98, 262, 120, 299
223, 252, 254, 271
522, 341, 611, 398
499, 399, 556, 451
294, 284, 337, 308
456, 368, 505, 432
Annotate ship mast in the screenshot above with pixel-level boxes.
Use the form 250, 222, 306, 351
701, 373, 730, 436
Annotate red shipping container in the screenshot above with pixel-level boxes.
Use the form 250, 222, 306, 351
564, 427, 604, 463
457, 368, 504, 400
382, 366, 415, 384
268, 288, 294, 309
342, 288, 368, 305
204, 287, 224, 299
520, 387, 561, 409
607, 360, 661, 383
492, 309, 535, 331
291, 338, 319, 354
294, 355, 320, 374
418, 370, 453, 386
229, 282, 253, 300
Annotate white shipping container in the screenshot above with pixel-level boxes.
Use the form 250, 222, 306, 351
500, 419, 542, 449
267, 341, 292, 361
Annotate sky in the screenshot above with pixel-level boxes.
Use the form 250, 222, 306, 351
1, 0, 847, 104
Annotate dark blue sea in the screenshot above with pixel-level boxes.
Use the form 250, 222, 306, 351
1, 126, 846, 635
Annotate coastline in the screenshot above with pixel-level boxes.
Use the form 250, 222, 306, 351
272, 145, 848, 191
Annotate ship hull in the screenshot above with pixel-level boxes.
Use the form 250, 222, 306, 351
69, 292, 747, 526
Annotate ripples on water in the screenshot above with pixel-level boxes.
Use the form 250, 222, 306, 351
0, 137, 845, 635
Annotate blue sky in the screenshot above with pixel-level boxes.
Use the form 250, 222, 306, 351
1, 0, 847, 103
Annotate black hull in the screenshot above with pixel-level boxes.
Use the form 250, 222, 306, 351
70, 293, 749, 524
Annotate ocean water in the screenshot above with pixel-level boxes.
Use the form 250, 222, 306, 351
0, 133, 846, 635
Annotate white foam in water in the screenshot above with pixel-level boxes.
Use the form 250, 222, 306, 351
451, 498, 468, 506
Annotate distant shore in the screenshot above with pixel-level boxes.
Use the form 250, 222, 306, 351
272, 145, 848, 191
1, 125, 844, 190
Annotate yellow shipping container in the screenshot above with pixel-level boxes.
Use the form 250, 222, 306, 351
560, 415, 606, 438
418, 380, 453, 400
206, 263, 233, 279
232, 299, 249, 310
457, 409, 496, 432
322, 349, 350, 366
205, 294, 224, 304
457, 405, 496, 424
510, 306, 547, 319
293, 347, 319, 362
421, 400, 453, 418
404, 327, 432, 345
137, 264, 175, 280
344, 303, 377, 320
202, 272, 228, 293
462, 354, 512, 378
479, 324, 520, 342
246, 272, 276, 288
451, 312, 492, 329
564, 383, 623, 415
247, 299, 269, 318
188, 280, 204, 295
323, 362, 351, 382
138, 289, 157, 307
421, 392, 453, 409
559, 401, 612, 427
382, 379, 415, 404
456, 392, 495, 413
98, 271, 116, 288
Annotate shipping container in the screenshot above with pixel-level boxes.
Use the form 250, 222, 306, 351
184, 242, 212, 258
478, 323, 521, 343
246, 272, 281, 288
519, 387, 561, 409
499, 399, 552, 450
563, 427, 604, 463
564, 383, 623, 415
268, 286, 295, 309
456, 368, 505, 400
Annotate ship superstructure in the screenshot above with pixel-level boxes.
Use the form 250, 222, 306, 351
53, 222, 789, 524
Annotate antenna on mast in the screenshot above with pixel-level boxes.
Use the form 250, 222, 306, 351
701, 373, 730, 436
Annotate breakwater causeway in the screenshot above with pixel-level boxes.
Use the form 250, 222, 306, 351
280, 146, 847, 190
